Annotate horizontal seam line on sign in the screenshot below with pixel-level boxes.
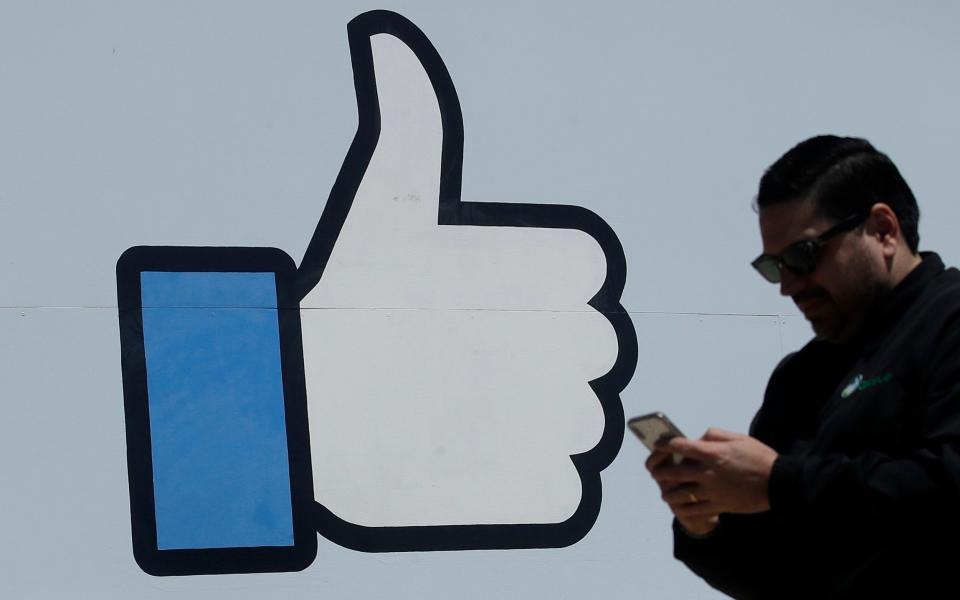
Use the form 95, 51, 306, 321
0, 305, 795, 318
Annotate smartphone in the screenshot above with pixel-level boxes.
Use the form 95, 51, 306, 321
627, 412, 685, 463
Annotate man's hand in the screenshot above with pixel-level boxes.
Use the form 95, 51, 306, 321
645, 449, 720, 536
653, 428, 778, 516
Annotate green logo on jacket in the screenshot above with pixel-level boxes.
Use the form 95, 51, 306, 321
841, 372, 893, 398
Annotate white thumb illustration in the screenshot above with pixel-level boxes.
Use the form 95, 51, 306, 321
295, 11, 635, 549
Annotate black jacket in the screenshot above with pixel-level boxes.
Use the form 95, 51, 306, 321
674, 253, 960, 599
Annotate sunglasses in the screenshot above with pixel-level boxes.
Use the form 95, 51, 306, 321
751, 212, 868, 283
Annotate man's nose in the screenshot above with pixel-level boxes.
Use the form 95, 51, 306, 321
779, 266, 805, 297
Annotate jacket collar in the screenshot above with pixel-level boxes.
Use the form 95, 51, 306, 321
853, 251, 943, 356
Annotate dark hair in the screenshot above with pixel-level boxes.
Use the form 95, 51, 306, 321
755, 135, 920, 253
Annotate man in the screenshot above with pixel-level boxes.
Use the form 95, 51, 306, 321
646, 135, 960, 598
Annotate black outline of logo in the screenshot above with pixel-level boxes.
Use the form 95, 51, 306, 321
116, 9, 637, 575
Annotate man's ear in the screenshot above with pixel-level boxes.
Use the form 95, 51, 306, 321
867, 202, 901, 258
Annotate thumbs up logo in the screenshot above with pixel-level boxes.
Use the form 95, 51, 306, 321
117, 10, 636, 576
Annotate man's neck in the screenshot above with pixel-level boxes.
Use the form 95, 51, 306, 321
890, 252, 923, 288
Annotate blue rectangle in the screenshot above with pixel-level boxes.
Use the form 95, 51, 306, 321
140, 271, 295, 550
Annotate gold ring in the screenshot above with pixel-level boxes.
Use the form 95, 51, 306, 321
689, 492, 699, 503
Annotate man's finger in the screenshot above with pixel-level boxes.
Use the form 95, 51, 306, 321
666, 437, 720, 463
702, 427, 743, 442
645, 450, 673, 472
660, 480, 697, 494
651, 462, 706, 484
661, 483, 702, 505
671, 500, 719, 519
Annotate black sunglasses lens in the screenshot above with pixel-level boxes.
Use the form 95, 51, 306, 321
781, 242, 816, 275
752, 241, 818, 283
752, 256, 782, 283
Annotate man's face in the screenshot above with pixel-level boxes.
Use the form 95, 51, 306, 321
758, 198, 885, 344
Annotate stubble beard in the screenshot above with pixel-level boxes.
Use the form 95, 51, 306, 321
808, 262, 886, 344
